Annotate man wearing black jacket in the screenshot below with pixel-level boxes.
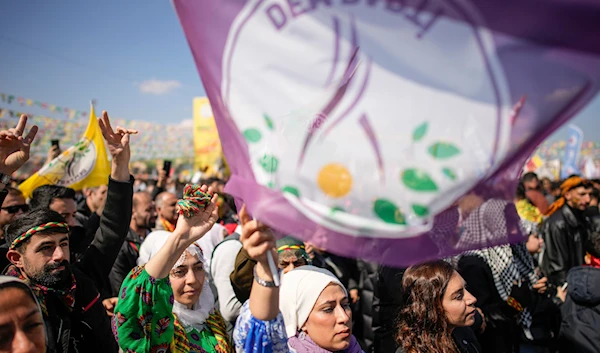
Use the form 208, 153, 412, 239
107, 191, 156, 298
1, 112, 135, 353
541, 177, 594, 287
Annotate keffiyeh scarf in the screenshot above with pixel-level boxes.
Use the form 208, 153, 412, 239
463, 243, 538, 328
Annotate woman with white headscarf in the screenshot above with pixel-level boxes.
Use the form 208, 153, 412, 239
0, 276, 46, 353
233, 206, 364, 353
113, 185, 233, 353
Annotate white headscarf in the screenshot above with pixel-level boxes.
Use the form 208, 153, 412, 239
279, 265, 346, 338
149, 237, 216, 332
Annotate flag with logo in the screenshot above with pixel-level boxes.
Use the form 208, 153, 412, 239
19, 105, 110, 199
174, 0, 600, 266
560, 124, 584, 179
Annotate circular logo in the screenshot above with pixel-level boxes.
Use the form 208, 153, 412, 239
222, 1, 511, 237
39, 139, 97, 186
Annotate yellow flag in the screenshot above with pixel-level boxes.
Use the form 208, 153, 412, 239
19, 105, 111, 199
193, 97, 222, 175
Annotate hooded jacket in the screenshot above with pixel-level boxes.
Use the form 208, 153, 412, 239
559, 266, 600, 353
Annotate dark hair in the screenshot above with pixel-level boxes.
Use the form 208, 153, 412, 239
586, 231, 600, 259
396, 260, 458, 353
5, 209, 69, 250
550, 181, 561, 191
521, 172, 539, 183
205, 177, 224, 185
222, 193, 237, 214
29, 185, 76, 210
515, 182, 526, 200
592, 179, 600, 185
590, 188, 600, 201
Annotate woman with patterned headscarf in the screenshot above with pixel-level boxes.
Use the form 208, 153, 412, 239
113, 185, 233, 353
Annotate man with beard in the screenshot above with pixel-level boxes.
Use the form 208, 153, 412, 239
2, 112, 136, 353
5, 209, 117, 353
541, 176, 594, 287
105, 191, 157, 314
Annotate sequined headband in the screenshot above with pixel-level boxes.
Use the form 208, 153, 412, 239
10, 222, 70, 250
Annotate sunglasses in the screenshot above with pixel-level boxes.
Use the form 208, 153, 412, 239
1, 204, 29, 214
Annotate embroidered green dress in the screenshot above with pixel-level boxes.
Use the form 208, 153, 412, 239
114, 266, 232, 353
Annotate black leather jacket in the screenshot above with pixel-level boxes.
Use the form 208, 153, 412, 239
540, 205, 591, 287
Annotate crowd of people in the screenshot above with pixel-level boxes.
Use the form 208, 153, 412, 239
0, 114, 598, 353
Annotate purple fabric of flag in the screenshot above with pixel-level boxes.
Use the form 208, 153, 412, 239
173, 0, 600, 266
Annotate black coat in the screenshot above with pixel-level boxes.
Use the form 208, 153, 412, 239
458, 255, 524, 353
355, 260, 378, 351
107, 228, 144, 298
559, 266, 600, 353
372, 265, 406, 353
541, 205, 591, 286
43, 267, 118, 353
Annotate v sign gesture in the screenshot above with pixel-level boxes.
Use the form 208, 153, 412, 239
98, 110, 138, 182
0, 114, 38, 176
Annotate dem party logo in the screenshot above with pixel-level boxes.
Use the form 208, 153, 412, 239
222, 0, 512, 236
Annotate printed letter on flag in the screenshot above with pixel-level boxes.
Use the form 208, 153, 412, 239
19, 105, 110, 199
174, 0, 600, 265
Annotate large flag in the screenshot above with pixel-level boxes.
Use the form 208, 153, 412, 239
560, 125, 584, 179
174, 0, 600, 266
193, 97, 222, 176
20, 105, 110, 199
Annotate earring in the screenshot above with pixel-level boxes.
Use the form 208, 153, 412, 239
299, 331, 307, 340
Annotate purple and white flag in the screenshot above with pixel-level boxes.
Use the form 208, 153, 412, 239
174, 0, 600, 266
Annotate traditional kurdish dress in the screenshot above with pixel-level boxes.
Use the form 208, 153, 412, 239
113, 266, 232, 353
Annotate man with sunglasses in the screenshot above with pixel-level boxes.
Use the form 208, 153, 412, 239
0, 187, 28, 244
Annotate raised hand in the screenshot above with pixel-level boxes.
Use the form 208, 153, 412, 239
0, 115, 38, 175
174, 184, 220, 243
98, 110, 138, 162
239, 205, 276, 266
46, 144, 61, 165
98, 110, 137, 181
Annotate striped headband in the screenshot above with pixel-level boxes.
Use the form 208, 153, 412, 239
277, 244, 305, 253
10, 222, 70, 250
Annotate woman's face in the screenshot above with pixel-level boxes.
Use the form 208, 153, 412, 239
169, 251, 205, 308
302, 284, 352, 351
0, 286, 46, 353
526, 233, 544, 254
442, 271, 477, 328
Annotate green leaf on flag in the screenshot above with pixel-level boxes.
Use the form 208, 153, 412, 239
402, 169, 438, 192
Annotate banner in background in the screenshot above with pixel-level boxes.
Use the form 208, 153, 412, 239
19, 105, 111, 198
560, 125, 584, 178
175, 0, 600, 266
193, 97, 222, 175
